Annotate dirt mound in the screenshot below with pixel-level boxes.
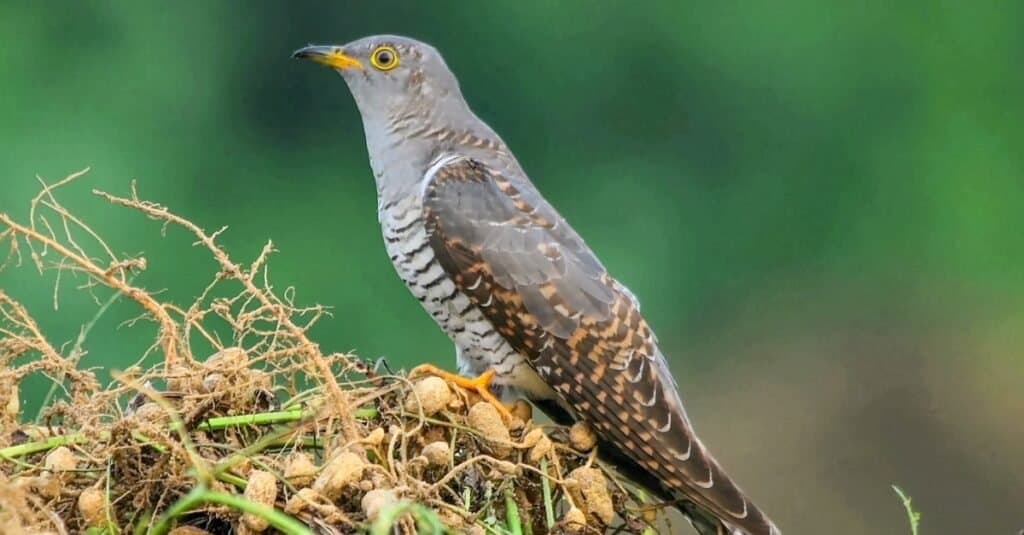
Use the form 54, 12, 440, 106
0, 170, 667, 534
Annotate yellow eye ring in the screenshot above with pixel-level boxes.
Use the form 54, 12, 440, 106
370, 45, 400, 71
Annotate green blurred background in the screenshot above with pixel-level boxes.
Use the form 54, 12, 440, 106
1, 2, 1021, 533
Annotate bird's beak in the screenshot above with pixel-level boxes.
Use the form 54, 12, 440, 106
292, 45, 363, 70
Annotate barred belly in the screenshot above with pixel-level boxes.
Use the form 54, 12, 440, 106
379, 195, 554, 400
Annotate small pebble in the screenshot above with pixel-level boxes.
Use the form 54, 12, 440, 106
528, 435, 553, 463
568, 466, 614, 525
361, 488, 398, 522
364, 427, 386, 446
284, 488, 321, 515
232, 456, 253, 477
509, 399, 532, 423
421, 441, 451, 467
241, 470, 278, 532
403, 376, 452, 417
562, 507, 588, 533
467, 402, 511, 457
519, 428, 545, 449
33, 475, 62, 499
44, 446, 78, 475
284, 452, 317, 488
204, 347, 248, 370
312, 451, 365, 500
132, 402, 167, 423
569, 421, 597, 451
77, 488, 106, 527
201, 373, 225, 393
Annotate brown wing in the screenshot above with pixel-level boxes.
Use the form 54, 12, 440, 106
421, 156, 778, 535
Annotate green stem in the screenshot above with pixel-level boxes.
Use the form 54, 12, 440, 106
504, 486, 524, 535
181, 406, 377, 431
634, 487, 659, 535
103, 458, 122, 534
149, 485, 311, 535
216, 470, 248, 490
1, 407, 378, 461
539, 458, 555, 530
260, 435, 323, 450
0, 432, 86, 459
189, 408, 308, 431
892, 485, 921, 535
369, 502, 446, 535
130, 431, 168, 453
352, 406, 379, 419
0, 430, 169, 461
130, 510, 152, 535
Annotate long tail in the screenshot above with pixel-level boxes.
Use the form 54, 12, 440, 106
681, 498, 781, 535
594, 429, 781, 535
666, 436, 781, 535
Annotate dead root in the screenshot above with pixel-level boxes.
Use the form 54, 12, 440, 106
0, 170, 666, 534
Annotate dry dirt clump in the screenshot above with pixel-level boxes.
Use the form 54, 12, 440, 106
0, 170, 666, 534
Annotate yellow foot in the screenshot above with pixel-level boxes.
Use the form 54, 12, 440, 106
410, 364, 515, 422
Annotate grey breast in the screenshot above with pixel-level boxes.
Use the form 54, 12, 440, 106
378, 191, 526, 385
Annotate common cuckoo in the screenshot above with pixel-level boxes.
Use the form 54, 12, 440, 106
294, 35, 780, 535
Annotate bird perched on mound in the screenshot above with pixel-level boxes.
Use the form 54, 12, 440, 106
293, 35, 780, 535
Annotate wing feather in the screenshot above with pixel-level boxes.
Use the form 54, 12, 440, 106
421, 156, 778, 535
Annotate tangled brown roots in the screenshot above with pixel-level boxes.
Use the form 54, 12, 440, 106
0, 170, 668, 534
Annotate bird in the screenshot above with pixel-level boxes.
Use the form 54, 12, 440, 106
293, 35, 780, 535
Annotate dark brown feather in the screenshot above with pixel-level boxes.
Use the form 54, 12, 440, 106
421, 156, 778, 535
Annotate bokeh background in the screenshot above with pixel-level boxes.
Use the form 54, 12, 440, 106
2, 2, 1021, 533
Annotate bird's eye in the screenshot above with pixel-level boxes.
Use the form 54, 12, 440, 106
370, 46, 399, 71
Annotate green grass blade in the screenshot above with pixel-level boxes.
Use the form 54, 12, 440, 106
504, 486, 524, 535
370, 501, 447, 535
892, 485, 921, 535
149, 485, 311, 535
539, 458, 555, 530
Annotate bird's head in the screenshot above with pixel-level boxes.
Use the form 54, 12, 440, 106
293, 35, 466, 125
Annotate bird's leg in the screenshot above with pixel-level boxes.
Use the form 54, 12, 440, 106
409, 364, 515, 421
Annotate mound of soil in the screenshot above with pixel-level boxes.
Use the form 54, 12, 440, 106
0, 171, 662, 534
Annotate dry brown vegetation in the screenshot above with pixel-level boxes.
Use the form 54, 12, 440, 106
0, 170, 668, 535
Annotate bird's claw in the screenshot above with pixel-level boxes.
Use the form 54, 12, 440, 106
409, 364, 516, 422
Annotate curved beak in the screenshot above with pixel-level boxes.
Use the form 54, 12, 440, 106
292, 45, 363, 70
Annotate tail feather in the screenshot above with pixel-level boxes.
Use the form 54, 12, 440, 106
594, 432, 781, 535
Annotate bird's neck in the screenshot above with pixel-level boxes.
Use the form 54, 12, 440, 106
362, 103, 509, 204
